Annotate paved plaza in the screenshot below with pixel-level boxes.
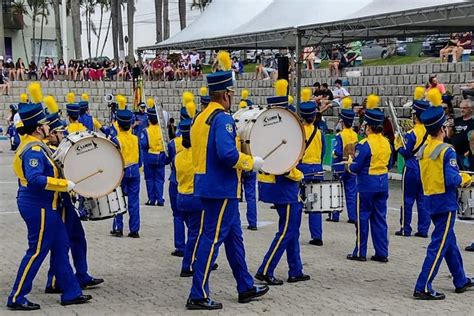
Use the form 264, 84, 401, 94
1, 139, 474, 315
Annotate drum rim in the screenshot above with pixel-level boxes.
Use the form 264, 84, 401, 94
241, 107, 305, 175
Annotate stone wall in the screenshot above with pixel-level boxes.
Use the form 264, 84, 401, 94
1, 62, 472, 130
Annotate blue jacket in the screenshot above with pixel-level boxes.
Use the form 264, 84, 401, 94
133, 112, 148, 136
165, 136, 183, 184
397, 123, 427, 173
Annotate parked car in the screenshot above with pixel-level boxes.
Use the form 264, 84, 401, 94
422, 35, 450, 57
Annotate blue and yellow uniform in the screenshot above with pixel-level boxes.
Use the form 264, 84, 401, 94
65, 93, 87, 134
414, 89, 472, 299
111, 95, 142, 237
347, 95, 392, 261
175, 119, 204, 275
330, 98, 358, 223
78, 94, 103, 132
140, 99, 166, 206
7, 87, 85, 309
395, 88, 430, 237
133, 103, 148, 136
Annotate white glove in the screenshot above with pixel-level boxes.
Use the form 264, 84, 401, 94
252, 156, 264, 172
67, 180, 76, 192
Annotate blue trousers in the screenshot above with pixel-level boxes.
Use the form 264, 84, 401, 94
169, 181, 185, 252
309, 212, 323, 240
47, 203, 92, 289
415, 211, 468, 292
189, 198, 254, 300
352, 191, 389, 258
331, 173, 357, 222
144, 163, 165, 204
113, 176, 140, 233
257, 203, 304, 278
182, 211, 204, 272
8, 203, 82, 305
242, 171, 257, 227
399, 167, 430, 236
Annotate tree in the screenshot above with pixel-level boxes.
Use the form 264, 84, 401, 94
110, 0, 118, 61
36, 1, 49, 64
0, 2, 6, 57
12, 1, 29, 63
154, 0, 162, 44
126, 0, 134, 60
82, 0, 97, 58
178, 0, 185, 30
71, 0, 82, 59
163, 0, 169, 39
95, 0, 110, 57
52, 0, 62, 60
99, 8, 112, 57
117, 0, 124, 60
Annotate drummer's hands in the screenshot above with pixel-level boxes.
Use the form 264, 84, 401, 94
252, 156, 264, 172
67, 180, 76, 192
460, 172, 472, 188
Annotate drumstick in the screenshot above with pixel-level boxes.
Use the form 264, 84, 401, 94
75, 169, 104, 185
263, 139, 287, 160
304, 171, 325, 177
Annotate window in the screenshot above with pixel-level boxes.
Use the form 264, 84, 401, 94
31, 39, 58, 63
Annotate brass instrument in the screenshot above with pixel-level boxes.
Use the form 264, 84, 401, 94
154, 98, 170, 156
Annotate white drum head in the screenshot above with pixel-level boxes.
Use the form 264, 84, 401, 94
232, 107, 250, 131
241, 107, 305, 175
62, 134, 124, 198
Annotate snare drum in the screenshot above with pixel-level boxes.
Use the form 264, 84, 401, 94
234, 107, 305, 175
458, 187, 474, 220
304, 181, 344, 213
79, 186, 127, 221
54, 131, 124, 198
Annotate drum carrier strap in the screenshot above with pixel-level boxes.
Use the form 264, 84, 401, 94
19, 141, 65, 178
206, 109, 225, 126
415, 142, 451, 161
412, 132, 429, 156
299, 124, 318, 163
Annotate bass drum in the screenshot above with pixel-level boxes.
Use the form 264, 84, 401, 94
233, 107, 250, 132
237, 107, 305, 175
54, 131, 124, 198
79, 186, 127, 220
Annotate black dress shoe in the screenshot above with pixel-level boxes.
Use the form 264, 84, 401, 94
171, 250, 184, 257
346, 254, 367, 261
7, 301, 41, 311
395, 230, 410, 237
61, 294, 93, 306
45, 286, 62, 294
212, 263, 218, 271
255, 273, 284, 286
180, 270, 193, 277
413, 290, 445, 300
370, 255, 389, 263
455, 278, 474, 293
287, 274, 311, 283
110, 230, 123, 237
465, 244, 474, 252
347, 219, 356, 224
247, 225, 258, 231
157, 201, 165, 206
238, 285, 270, 303
81, 277, 104, 289
128, 232, 140, 238
309, 239, 323, 246
186, 298, 222, 310
414, 232, 428, 238
145, 200, 155, 206
270, 205, 276, 209
326, 218, 339, 222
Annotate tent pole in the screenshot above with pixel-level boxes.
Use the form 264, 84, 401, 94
295, 28, 303, 111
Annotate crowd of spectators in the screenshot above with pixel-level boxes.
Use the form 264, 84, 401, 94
440, 32, 472, 63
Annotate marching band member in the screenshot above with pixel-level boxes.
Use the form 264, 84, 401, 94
346, 94, 392, 262
414, 88, 473, 300
7, 83, 91, 310
43, 96, 104, 293
297, 88, 326, 246
79, 93, 103, 132
200, 86, 210, 110
187, 51, 268, 310
395, 87, 430, 238
65, 93, 87, 134
329, 97, 358, 223
239, 89, 258, 230
255, 94, 310, 286
133, 102, 148, 136
140, 98, 166, 206
110, 95, 142, 238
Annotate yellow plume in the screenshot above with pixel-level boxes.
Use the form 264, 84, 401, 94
116, 95, 127, 110
44, 96, 59, 114
182, 91, 194, 106
28, 82, 43, 104
301, 88, 312, 103
200, 86, 208, 97
288, 95, 294, 105
427, 88, 443, 107
146, 98, 155, 108
185, 102, 196, 119
366, 94, 380, 110
239, 100, 247, 109
341, 97, 353, 110
275, 79, 288, 97
414, 86, 425, 101
241, 89, 249, 100
81, 93, 89, 102
20, 93, 28, 103
217, 50, 232, 71
66, 92, 75, 104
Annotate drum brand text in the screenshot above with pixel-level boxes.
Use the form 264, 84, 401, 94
263, 113, 283, 127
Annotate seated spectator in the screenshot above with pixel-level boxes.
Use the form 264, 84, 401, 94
4, 58, 15, 81
315, 83, 334, 113
426, 74, 446, 94
189, 52, 200, 69
81, 62, 91, 81
0, 62, 11, 95
68, 59, 77, 80
328, 45, 342, 77
462, 79, 474, 101
28, 60, 38, 80
56, 58, 67, 78
192, 59, 202, 80
447, 99, 474, 170
332, 79, 350, 106
117, 61, 132, 81
457, 32, 472, 61
183, 58, 192, 81
151, 55, 164, 80
89, 62, 104, 81
255, 56, 277, 80
440, 33, 459, 63
44, 58, 55, 80
231, 56, 241, 77
142, 60, 152, 80
164, 62, 175, 81
303, 46, 315, 70
106, 60, 119, 80
15, 58, 26, 81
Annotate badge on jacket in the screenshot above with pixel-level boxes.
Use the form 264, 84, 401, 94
226, 124, 234, 134
29, 158, 39, 167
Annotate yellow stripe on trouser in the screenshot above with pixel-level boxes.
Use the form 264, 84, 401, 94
425, 212, 452, 292
400, 167, 406, 233
13, 208, 46, 303
201, 199, 227, 298
52, 207, 66, 289
263, 204, 290, 275
356, 193, 361, 257
191, 211, 205, 271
